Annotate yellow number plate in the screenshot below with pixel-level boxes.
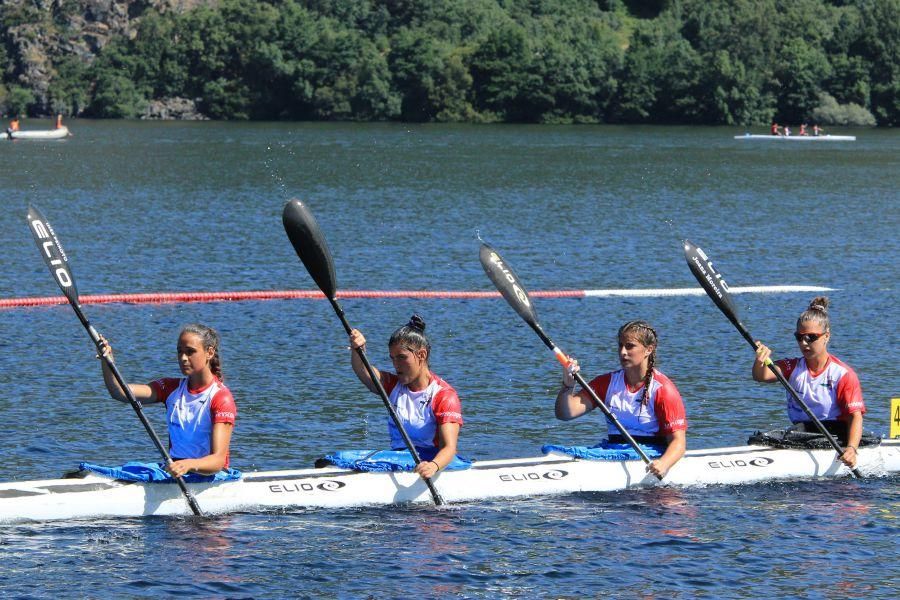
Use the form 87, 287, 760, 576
892, 398, 900, 439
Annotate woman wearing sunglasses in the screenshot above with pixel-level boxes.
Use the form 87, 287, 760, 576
752, 297, 865, 468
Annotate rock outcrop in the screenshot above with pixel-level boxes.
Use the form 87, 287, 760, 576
3, 0, 213, 117
143, 96, 207, 120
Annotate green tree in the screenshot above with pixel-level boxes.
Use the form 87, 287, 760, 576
855, 0, 900, 125
306, 23, 400, 120
47, 55, 90, 115
612, 14, 702, 123
4, 85, 35, 117
470, 22, 551, 122
772, 38, 831, 123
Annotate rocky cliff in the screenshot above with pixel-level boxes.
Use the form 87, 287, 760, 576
3, 0, 213, 117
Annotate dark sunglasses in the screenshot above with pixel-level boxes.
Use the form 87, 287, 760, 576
794, 332, 826, 344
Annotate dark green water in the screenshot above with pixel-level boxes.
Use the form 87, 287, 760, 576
0, 121, 897, 597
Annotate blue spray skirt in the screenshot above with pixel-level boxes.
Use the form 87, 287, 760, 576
78, 461, 242, 483
320, 449, 472, 472
541, 441, 664, 461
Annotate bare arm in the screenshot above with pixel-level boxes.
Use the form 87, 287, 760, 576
648, 429, 686, 479
349, 329, 381, 393
839, 411, 863, 468
554, 359, 595, 420
415, 422, 460, 479
167, 422, 234, 476
98, 337, 156, 403
752, 342, 779, 383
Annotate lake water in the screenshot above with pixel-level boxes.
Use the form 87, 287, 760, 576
0, 121, 897, 597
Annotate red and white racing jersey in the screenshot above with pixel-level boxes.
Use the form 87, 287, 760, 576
150, 377, 236, 467
775, 354, 864, 423
381, 372, 463, 450
587, 369, 687, 438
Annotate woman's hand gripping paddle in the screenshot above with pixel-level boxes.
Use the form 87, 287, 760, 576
26, 205, 205, 515
479, 241, 660, 478
683, 239, 861, 478
282, 199, 445, 505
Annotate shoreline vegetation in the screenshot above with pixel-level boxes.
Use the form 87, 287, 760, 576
1, 0, 896, 126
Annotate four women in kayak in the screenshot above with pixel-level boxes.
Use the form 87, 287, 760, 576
90, 299, 862, 481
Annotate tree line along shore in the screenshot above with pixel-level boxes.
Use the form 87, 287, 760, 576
1, 0, 896, 126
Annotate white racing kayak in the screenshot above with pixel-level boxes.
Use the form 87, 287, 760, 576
4, 126, 70, 140
1, 439, 897, 524
733, 133, 856, 141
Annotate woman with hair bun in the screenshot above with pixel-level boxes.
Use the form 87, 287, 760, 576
98, 324, 236, 477
753, 297, 865, 468
555, 320, 687, 479
349, 314, 463, 480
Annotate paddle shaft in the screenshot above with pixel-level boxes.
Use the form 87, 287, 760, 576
73, 302, 205, 514
282, 199, 444, 505
478, 242, 660, 476
528, 322, 657, 470
328, 298, 445, 505
27, 205, 202, 515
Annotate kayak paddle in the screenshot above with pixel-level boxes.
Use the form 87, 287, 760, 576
282, 199, 445, 505
479, 241, 661, 478
683, 239, 861, 478
26, 205, 205, 514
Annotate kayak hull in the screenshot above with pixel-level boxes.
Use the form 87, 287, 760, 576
734, 133, 856, 141
6, 126, 70, 140
2, 440, 898, 523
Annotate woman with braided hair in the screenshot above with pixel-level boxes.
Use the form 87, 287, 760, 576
753, 296, 864, 468
554, 320, 687, 478
349, 314, 463, 480
97, 324, 236, 477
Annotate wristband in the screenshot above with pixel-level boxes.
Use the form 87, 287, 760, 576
429, 460, 441, 471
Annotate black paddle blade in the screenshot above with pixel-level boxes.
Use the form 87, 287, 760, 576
26, 205, 79, 303
479, 242, 540, 329
282, 199, 337, 298
683, 239, 742, 326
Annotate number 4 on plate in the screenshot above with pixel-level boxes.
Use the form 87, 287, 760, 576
892, 398, 900, 439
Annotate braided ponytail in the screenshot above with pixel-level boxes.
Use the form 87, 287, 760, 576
181, 323, 223, 381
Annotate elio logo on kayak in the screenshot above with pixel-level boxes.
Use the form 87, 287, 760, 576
30, 218, 73, 289
708, 457, 775, 469
269, 480, 347, 494
487, 252, 530, 308
499, 469, 568, 483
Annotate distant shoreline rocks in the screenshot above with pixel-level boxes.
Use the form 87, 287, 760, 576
142, 97, 207, 120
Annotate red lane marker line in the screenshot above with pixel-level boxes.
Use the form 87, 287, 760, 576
0, 289, 587, 309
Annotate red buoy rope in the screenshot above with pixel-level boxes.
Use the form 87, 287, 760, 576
0, 285, 832, 309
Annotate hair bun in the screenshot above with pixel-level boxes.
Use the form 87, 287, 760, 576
808, 296, 830, 313
408, 314, 426, 332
